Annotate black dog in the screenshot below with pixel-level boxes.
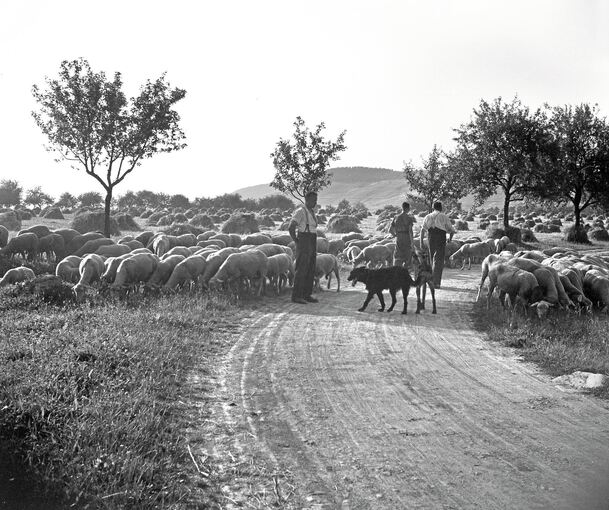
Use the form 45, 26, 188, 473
347, 266, 414, 314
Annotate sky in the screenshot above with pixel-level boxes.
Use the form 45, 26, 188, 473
1, 0, 609, 201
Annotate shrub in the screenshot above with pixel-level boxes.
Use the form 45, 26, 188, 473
156, 214, 174, 226
478, 221, 490, 230
43, 207, 65, 220
255, 214, 275, 228
113, 213, 141, 231
221, 213, 260, 234
71, 211, 120, 235
563, 225, 590, 244
189, 214, 215, 229
520, 229, 538, 242
485, 224, 522, 244
326, 215, 361, 233
588, 228, 609, 242
0, 211, 21, 231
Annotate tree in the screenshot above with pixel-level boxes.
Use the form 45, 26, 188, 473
336, 199, 352, 213
169, 193, 190, 209
452, 97, 551, 228
403, 145, 467, 212
533, 104, 609, 238
24, 186, 54, 209
56, 192, 78, 209
0, 180, 23, 207
78, 191, 103, 208
257, 194, 294, 211
270, 116, 346, 203
32, 58, 187, 236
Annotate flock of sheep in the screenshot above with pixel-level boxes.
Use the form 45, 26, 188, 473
1, 221, 609, 321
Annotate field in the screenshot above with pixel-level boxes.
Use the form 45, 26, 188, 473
1, 211, 609, 508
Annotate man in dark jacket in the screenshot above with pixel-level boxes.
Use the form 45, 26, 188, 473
390, 201, 414, 270
288, 191, 318, 304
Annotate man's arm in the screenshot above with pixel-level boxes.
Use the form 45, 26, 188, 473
288, 220, 299, 243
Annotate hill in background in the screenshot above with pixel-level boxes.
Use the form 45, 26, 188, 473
234, 166, 504, 211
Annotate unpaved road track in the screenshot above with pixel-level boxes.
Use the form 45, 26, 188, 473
201, 269, 609, 509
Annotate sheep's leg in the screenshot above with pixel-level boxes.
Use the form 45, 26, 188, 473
327, 273, 332, 290
387, 288, 397, 312
487, 282, 496, 310
468, 257, 472, 270
428, 281, 437, 314
335, 267, 340, 292
358, 291, 375, 312
376, 291, 385, 312
401, 285, 410, 315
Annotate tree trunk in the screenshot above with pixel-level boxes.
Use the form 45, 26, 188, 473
104, 188, 113, 238
503, 192, 511, 230
574, 206, 581, 230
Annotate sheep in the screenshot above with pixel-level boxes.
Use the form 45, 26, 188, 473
37, 233, 65, 261
476, 254, 505, 302
317, 237, 330, 253
518, 250, 547, 263
55, 255, 83, 284
314, 254, 340, 292
152, 234, 172, 257
0, 266, 36, 287
111, 253, 159, 293
95, 243, 132, 258
583, 270, 609, 312
449, 242, 492, 270
100, 253, 134, 285
199, 247, 241, 287
0, 233, 39, 261
197, 231, 217, 242
161, 246, 192, 259
250, 243, 286, 258
0, 225, 9, 248
344, 239, 372, 250
227, 233, 243, 248
67, 232, 105, 255
208, 250, 269, 295
18, 225, 51, 238
145, 254, 186, 290
351, 244, 392, 268
174, 233, 197, 247
271, 234, 293, 246
559, 273, 593, 311
341, 232, 365, 243
208, 233, 231, 246
73, 238, 115, 257
328, 239, 345, 256
242, 233, 272, 246
444, 240, 462, 268
52, 228, 81, 247
507, 257, 574, 308
135, 231, 155, 247
73, 254, 106, 302
344, 245, 362, 263
266, 253, 294, 294
121, 239, 145, 251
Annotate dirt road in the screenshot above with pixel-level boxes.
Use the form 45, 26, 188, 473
199, 269, 609, 509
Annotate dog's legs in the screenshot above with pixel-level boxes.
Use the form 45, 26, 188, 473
358, 291, 375, 312
387, 288, 397, 312
401, 285, 410, 314
376, 291, 385, 312
415, 285, 422, 314
428, 281, 437, 314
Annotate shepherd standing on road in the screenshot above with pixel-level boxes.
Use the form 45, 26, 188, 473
420, 201, 455, 288
288, 191, 319, 304
389, 201, 415, 270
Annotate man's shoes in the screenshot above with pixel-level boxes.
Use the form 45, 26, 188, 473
304, 296, 319, 303
292, 297, 308, 304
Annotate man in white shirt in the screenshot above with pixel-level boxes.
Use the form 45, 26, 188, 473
420, 201, 455, 288
288, 191, 319, 304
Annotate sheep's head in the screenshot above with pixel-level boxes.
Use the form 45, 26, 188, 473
530, 300, 553, 319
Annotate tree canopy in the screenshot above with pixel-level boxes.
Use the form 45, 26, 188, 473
24, 186, 54, 208
270, 117, 346, 202
32, 58, 186, 235
0, 180, 23, 207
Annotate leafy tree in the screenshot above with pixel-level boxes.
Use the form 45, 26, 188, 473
336, 199, 351, 213
32, 58, 187, 236
403, 145, 467, 212
117, 190, 139, 210
270, 116, 346, 203
0, 180, 23, 207
533, 104, 609, 237
169, 194, 190, 209
56, 192, 78, 209
78, 191, 103, 208
24, 186, 54, 208
452, 97, 551, 228
257, 194, 294, 211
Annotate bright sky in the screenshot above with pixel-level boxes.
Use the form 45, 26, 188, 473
1, 0, 609, 201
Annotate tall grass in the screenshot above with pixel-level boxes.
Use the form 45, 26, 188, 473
472, 301, 609, 399
0, 289, 238, 508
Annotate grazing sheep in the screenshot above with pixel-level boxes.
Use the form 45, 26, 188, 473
196, 231, 217, 242
111, 253, 159, 293
351, 244, 392, 268
242, 233, 272, 246
270, 234, 292, 246
266, 253, 294, 294
134, 231, 155, 247
209, 250, 269, 295
507, 257, 573, 308
161, 246, 193, 259
52, 228, 81, 247
198, 239, 226, 249
344, 239, 372, 250
174, 233, 197, 247
328, 239, 345, 256
0, 266, 36, 286
164, 254, 208, 291
583, 270, 609, 312
559, 272, 593, 311
152, 234, 172, 257
120, 239, 145, 251
18, 225, 51, 238
208, 233, 231, 246
74, 238, 115, 257
100, 253, 134, 285
314, 254, 340, 292
317, 237, 330, 253
67, 232, 105, 255
38, 233, 65, 261
55, 255, 83, 284
250, 243, 286, 258
73, 254, 106, 302
199, 247, 241, 287
227, 233, 243, 248
341, 232, 365, 243
0, 225, 9, 248
449, 242, 492, 270
95, 243, 132, 258
0, 233, 39, 261
145, 254, 186, 290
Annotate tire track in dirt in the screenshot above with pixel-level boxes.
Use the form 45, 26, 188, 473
219, 269, 609, 509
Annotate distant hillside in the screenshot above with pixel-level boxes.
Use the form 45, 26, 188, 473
234, 166, 504, 211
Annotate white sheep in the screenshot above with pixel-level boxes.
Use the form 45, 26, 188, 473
55, 255, 83, 284
208, 250, 269, 295
583, 269, 609, 312
164, 254, 208, 292
314, 254, 340, 292
111, 253, 159, 293
449, 242, 492, 270
73, 254, 106, 302
145, 254, 186, 290
199, 247, 241, 287
161, 246, 192, 260
0, 267, 36, 287
266, 253, 294, 294
351, 244, 392, 268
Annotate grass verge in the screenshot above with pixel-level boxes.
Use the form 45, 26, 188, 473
0, 287, 241, 509
471, 301, 609, 399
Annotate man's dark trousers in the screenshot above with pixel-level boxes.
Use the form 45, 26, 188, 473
293, 232, 317, 299
428, 227, 447, 286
